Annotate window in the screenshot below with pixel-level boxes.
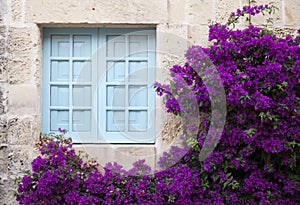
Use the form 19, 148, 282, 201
42, 28, 156, 143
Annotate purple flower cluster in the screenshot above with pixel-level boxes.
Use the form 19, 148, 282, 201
227, 4, 278, 27
16, 134, 202, 204
232, 5, 268, 17
155, 4, 300, 204
16, 135, 99, 205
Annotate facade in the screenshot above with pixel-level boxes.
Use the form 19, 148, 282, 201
0, 0, 299, 204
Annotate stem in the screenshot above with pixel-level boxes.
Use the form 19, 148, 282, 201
248, 0, 252, 25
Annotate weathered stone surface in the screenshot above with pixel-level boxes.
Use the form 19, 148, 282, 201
11, 0, 23, 22
6, 56, 32, 84
0, 146, 7, 173
157, 24, 189, 57
6, 26, 39, 83
0, 188, 17, 205
0, 85, 7, 114
0, 117, 7, 144
8, 85, 37, 115
2, 145, 35, 204
32, 27, 42, 85
250, 0, 283, 26
0, 173, 19, 205
186, 0, 214, 24
25, 0, 168, 24
7, 117, 38, 145
0, 26, 7, 82
284, 0, 300, 26
156, 24, 189, 87
0, 56, 7, 82
162, 113, 182, 143
272, 27, 297, 38
156, 54, 186, 85
215, 0, 241, 24
33, 57, 41, 84
168, 0, 186, 23
74, 145, 156, 171
0, 0, 7, 24
1, 145, 32, 205
0, 146, 9, 204
0, 39, 5, 55
7, 145, 33, 175
0, 26, 5, 38
7, 27, 35, 55
188, 24, 209, 46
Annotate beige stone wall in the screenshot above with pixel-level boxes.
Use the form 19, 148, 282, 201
0, 0, 299, 204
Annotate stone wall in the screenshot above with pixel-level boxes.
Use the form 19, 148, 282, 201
0, 0, 299, 204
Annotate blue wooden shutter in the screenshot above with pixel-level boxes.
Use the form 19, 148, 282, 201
98, 28, 156, 143
42, 28, 98, 143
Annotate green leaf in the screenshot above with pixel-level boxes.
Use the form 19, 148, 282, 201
223, 180, 230, 189
245, 128, 256, 137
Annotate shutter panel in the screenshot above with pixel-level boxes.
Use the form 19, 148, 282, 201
43, 28, 97, 143
99, 28, 155, 143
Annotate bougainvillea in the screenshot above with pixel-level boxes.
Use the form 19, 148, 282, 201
16, 134, 201, 204
16, 3, 300, 205
155, 3, 300, 204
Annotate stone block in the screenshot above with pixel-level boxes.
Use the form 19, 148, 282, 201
161, 113, 182, 143
0, 85, 7, 115
6, 56, 32, 84
25, 0, 167, 24
33, 55, 41, 85
157, 24, 189, 57
0, 56, 7, 82
215, 0, 241, 24
251, 0, 283, 26
272, 27, 297, 38
0, 26, 5, 38
8, 85, 37, 115
11, 0, 23, 22
0, 174, 19, 205
0, 39, 5, 55
0, 188, 18, 205
0, 26, 6, 56
156, 54, 186, 83
7, 145, 32, 175
6, 25, 39, 85
0, 146, 7, 174
7, 117, 38, 145
7, 27, 37, 56
234, 0, 283, 26
188, 24, 209, 46
0, 117, 7, 144
284, 0, 300, 26
168, 0, 186, 23
0, 173, 17, 205
186, 0, 214, 24
156, 24, 188, 83
3, 145, 33, 205
74, 144, 156, 171
0, 0, 7, 25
